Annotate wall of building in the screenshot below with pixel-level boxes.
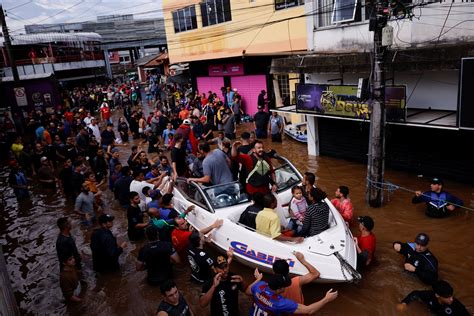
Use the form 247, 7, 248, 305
308, 1, 474, 53
163, 0, 307, 63
306, 70, 459, 111
313, 117, 474, 182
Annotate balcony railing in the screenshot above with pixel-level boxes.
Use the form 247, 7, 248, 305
1, 52, 105, 67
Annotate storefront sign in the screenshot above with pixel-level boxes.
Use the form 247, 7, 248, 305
296, 83, 406, 121
14, 87, 28, 106
208, 63, 244, 76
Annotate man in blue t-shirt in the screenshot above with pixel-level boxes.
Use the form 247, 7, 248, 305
246, 269, 338, 315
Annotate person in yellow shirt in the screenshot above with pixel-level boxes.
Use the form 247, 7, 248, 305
256, 194, 304, 243
11, 136, 24, 158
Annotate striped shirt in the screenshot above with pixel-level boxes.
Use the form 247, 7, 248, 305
300, 201, 329, 237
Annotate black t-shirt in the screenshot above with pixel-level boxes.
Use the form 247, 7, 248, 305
238, 144, 253, 155
157, 294, 191, 316
127, 205, 144, 241
138, 240, 176, 285
238, 204, 263, 229
254, 111, 270, 130
201, 272, 242, 316
71, 171, 85, 196
59, 167, 74, 196
171, 147, 188, 177
402, 290, 470, 316
101, 130, 115, 146
114, 175, 133, 205
56, 234, 81, 270
187, 246, 214, 283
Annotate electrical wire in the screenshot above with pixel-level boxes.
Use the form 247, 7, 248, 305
5, 0, 33, 11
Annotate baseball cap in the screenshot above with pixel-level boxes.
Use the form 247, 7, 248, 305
213, 255, 228, 268
430, 177, 443, 185
149, 189, 161, 199
98, 214, 115, 224
357, 216, 374, 231
111, 147, 120, 153
40, 156, 48, 163
415, 233, 430, 246
268, 274, 292, 291
183, 119, 191, 125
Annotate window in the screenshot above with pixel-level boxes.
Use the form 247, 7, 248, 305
277, 75, 290, 104
275, 0, 305, 10
316, 0, 334, 27
200, 0, 232, 27
332, 0, 358, 23
172, 5, 198, 33
315, 0, 365, 27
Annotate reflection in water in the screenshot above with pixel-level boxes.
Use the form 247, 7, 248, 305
1, 122, 473, 315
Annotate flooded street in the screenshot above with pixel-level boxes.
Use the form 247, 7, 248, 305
1, 122, 473, 315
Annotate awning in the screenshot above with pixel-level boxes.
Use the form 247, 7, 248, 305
271, 43, 474, 74
271, 106, 459, 130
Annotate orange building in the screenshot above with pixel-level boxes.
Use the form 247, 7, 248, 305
163, 0, 307, 114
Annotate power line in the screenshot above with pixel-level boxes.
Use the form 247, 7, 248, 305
5, 0, 33, 11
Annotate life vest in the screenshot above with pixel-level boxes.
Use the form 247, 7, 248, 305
246, 154, 271, 187
426, 192, 448, 218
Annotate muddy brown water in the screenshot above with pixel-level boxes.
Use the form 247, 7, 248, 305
1, 121, 473, 316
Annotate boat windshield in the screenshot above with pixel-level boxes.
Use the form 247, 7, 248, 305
274, 163, 301, 192
202, 182, 250, 209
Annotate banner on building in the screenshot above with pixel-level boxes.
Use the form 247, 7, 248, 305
208, 63, 244, 76
296, 83, 406, 122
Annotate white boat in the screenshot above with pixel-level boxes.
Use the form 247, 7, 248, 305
284, 122, 308, 143
172, 155, 360, 283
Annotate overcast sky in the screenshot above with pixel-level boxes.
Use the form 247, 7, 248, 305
2, 0, 164, 35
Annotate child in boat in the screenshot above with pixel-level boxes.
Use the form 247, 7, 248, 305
288, 186, 308, 234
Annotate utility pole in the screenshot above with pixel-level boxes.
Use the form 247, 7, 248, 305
366, 0, 388, 207
0, 5, 20, 83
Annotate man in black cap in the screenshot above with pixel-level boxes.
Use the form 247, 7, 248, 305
353, 216, 376, 268
90, 214, 127, 273
397, 280, 470, 315
393, 233, 438, 284
199, 254, 245, 316
253, 104, 270, 139
412, 177, 464, 218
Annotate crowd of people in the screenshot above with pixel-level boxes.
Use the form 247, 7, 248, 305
3, 78, 469, 315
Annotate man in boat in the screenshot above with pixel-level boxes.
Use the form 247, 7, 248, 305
231, 140, 276, 195
255, 194, 304, 243
412, 177, 464, 218
393, 233, 438, 285
397, 280, 470, 315
187, 142, 233, 186
246, 268, 338, 315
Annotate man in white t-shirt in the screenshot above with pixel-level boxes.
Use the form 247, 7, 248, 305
88, 118, 101, 142
129, 169, 166, 207
83, 112, 93, 126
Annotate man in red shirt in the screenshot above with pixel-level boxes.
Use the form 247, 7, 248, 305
353, 216, 376, 268
231, 140, 277, 195
100, 99, 111, 124
171, 217, 223, 260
